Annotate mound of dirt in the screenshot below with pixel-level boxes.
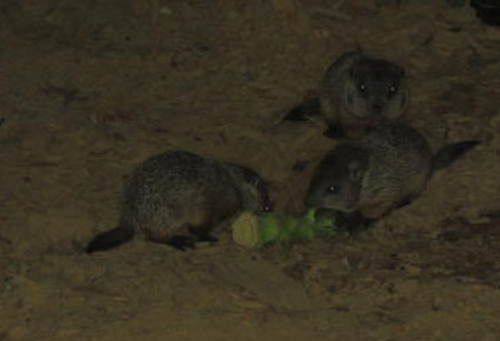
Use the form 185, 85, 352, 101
1, 0, 500, 340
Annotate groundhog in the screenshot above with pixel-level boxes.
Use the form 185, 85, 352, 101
284, 49, 409, 139
86, 150, 272, 253
305, 121, 480, 230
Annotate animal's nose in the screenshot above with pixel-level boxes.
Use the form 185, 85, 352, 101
372, 103, 383, 113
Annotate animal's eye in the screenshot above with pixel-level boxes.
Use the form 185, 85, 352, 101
388, 85, 397, 94
326, 185, 339, 194
358, 84, 367, 93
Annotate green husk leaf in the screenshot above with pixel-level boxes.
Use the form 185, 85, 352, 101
232, 209, 338, 248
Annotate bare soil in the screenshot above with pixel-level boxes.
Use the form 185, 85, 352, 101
2, 1, 500, 340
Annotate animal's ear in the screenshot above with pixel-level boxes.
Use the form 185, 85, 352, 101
348, 161, 365, 181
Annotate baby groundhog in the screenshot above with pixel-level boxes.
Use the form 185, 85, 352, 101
86, 150, 272, 253
284, 49, 409, 139
305, 121, 480, 230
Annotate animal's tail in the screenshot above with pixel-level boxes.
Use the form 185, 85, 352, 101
432, 140, 481, 171
86, 225, 134, 254
282, 97, 321, 122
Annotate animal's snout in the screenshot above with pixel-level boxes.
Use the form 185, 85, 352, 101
371, 103, 383, 114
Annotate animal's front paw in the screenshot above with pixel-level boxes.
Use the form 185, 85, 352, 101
195, 233, 218, 243
167, 235, 197, 251
333, 210, 374, 233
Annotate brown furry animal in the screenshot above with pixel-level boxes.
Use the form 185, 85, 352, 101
305, 121, 480, 230
86, 150, 272, 253
284, 49, 409, 139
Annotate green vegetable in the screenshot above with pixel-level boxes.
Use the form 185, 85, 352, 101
232, 209, 337, 248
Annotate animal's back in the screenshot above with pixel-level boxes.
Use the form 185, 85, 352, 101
305, 120, 479, 227
121, 151, 242, 240
357, 122, 433, 218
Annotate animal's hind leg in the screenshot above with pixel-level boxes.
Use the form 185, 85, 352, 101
144, 225, 197, 251
360, 202, 389, 220
365, 194, 417, 218
152, 223, 218, 251
361, 193, 412, 220
165, 235, 197, 251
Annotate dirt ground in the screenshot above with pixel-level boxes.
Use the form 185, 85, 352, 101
1, 0, 500, 340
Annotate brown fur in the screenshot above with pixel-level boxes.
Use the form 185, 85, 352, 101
306, 121, 479, 221
318, 49, 409, 139
86, 150, 272, 253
